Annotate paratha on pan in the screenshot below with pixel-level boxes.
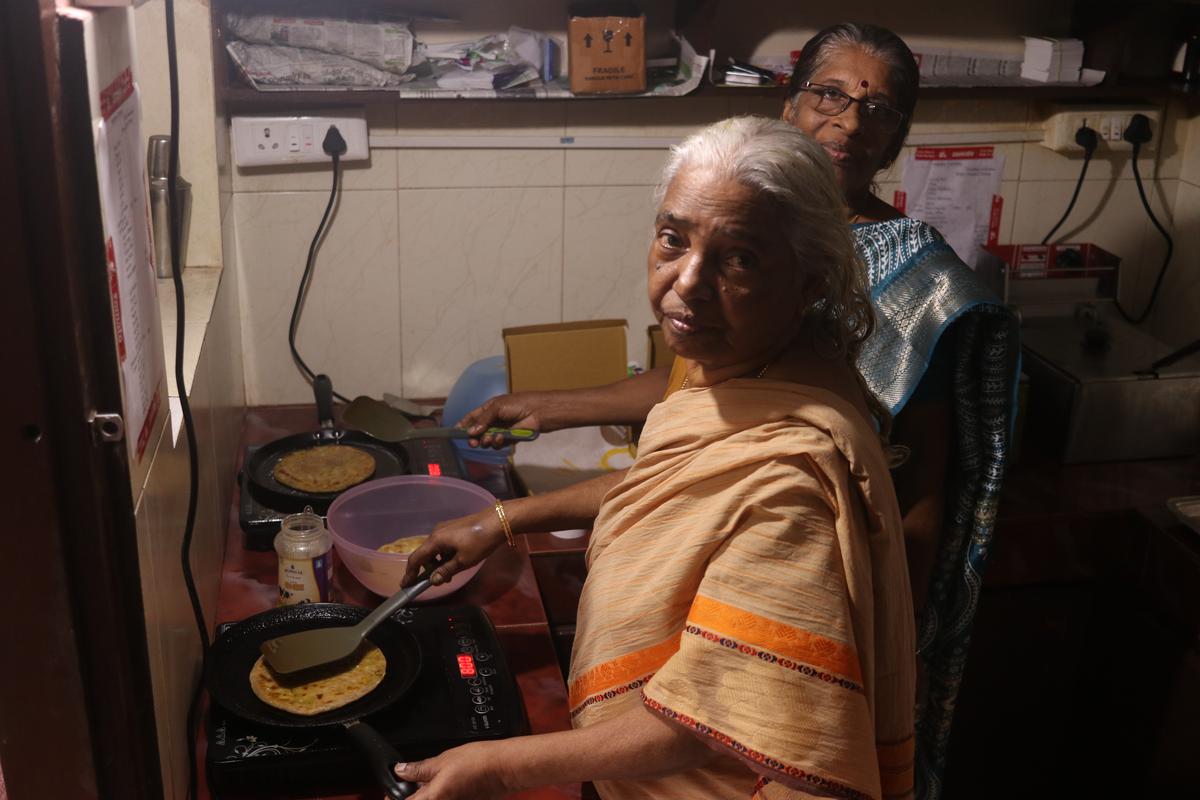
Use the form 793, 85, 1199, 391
249, 641, 387, 716
378, 535, 428, 555
274, 445, 376, 493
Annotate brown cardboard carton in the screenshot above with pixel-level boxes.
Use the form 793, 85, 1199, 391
646, 324, 675, 370
503, 319, 628, 393
568, 15, 646, 94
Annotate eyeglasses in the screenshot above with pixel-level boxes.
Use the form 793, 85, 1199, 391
797, 81, 906, 134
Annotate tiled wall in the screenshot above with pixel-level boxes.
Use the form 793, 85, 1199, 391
132, 235, 245, 796
232, 93, 1195, 405
1149, 102, 1200, 347
133, 0, 221, 268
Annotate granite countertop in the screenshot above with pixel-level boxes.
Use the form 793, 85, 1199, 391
200, 405, 580, 800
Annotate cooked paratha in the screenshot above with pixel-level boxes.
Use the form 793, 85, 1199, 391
378, 535, 428, 555
249, 641, 387, 716
274, 445, 375, 493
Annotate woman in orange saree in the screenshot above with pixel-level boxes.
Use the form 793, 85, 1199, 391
398, 116, 915, 800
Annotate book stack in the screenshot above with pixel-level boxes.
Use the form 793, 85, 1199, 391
1021, 36, 1085, 83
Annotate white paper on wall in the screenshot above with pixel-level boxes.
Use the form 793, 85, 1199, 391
895, 146, 1005, 269
95, 69, 165, 463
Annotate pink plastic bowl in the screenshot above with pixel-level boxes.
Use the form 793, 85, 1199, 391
326, 475, 497, 600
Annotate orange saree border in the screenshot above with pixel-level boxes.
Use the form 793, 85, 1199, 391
689, 594, 864, 684
567, 635, 681, 711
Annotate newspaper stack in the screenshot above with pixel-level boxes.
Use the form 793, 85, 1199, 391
224, 13, 416, 89
1021, 37, 1085, 83
913, 46, 1024, 87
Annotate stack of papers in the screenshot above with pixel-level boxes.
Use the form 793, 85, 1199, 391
1021, 37, 1085, 83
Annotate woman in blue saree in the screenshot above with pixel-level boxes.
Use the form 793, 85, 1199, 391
781, 28, 1019, 799
405, 23, 1019, 800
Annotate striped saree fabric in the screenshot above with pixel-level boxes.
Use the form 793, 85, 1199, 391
568, 380, 916, 799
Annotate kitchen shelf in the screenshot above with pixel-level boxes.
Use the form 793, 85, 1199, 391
208, 1, 1174, 113
219, 79, 1177, 113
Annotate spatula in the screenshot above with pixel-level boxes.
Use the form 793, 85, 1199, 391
343, 395, 538, 445
259, 577, 432, 674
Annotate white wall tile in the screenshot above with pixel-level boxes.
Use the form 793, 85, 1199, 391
134, 0, 222, 269
212, 221, 246, 518
1153, 98, 1192, 182
1146, 180, 1197, 347
1019, 141, 1158, 183
132, 448, 175, 800
136, 421, 197, 800
398, 187, 564, 397
395, 100, 566, 136
189, 335, 226, 632
563, 186, 658, 365
726, 95, 791, 120
235, 191, 402, 405
232, 103, 400, 193
565, 97, 730, 137
1178, 107, 1200, 189
565, 149, 669, 186
398, 149, 563, 188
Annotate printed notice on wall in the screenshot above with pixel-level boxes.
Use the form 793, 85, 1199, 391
95, 68, 165, 464
895, 146, 1005, 269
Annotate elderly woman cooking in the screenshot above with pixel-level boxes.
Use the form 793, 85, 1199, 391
397, 118, 915, 799
412, 24, 1019, 797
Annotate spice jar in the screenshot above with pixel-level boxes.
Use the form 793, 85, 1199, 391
274, 507, 333, 605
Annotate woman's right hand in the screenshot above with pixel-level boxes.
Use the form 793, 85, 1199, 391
456, 391, 556, 449
401, 507, 506, 588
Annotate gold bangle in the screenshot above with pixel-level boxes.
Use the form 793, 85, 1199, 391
494, 501, 516, 549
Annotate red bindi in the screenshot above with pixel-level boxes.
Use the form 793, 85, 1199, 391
860, 79, 869, 88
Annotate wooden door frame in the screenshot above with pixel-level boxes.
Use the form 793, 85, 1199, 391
0, 1, 163, 798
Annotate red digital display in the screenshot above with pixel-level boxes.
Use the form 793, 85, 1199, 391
457, 653, 476, 677
427, 463, 442, 476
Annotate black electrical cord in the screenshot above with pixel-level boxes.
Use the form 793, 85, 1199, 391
163, 2, 208, 799
1115, 117, 1174, 325
1041, 125, 1099, 245
288, 126, 351, 402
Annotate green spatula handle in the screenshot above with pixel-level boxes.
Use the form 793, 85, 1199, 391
479, 426, 538, 442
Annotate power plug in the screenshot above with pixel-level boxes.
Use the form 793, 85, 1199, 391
1124, 113, 1153, 146
1075, 125, 1099, 155
322, 124, 348, 158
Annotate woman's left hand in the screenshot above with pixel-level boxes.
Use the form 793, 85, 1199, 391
394, 742, 515, 799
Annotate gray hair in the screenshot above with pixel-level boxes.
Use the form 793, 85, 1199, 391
655, 116, 874, 365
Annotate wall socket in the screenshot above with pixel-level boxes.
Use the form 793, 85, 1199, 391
231, 113, 370, 167
1040, 104, 1160, 153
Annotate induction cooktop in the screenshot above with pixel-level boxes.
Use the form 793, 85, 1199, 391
207, 604, 525, 797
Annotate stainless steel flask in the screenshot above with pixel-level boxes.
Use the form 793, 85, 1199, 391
147, 134, 190, 279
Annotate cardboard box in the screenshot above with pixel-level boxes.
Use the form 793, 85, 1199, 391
568, 15, 646, 94
503, 319, 628, 393
646, 324, 676, 370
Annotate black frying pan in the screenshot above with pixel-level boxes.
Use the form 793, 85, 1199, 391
245, 375, 408, 513
207, 603, 423, 799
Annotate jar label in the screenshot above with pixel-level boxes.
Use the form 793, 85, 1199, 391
278, 554, 332, 605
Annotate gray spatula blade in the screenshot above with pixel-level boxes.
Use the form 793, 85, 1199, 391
260, 578, 431, 674
343, 395, 416, 441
